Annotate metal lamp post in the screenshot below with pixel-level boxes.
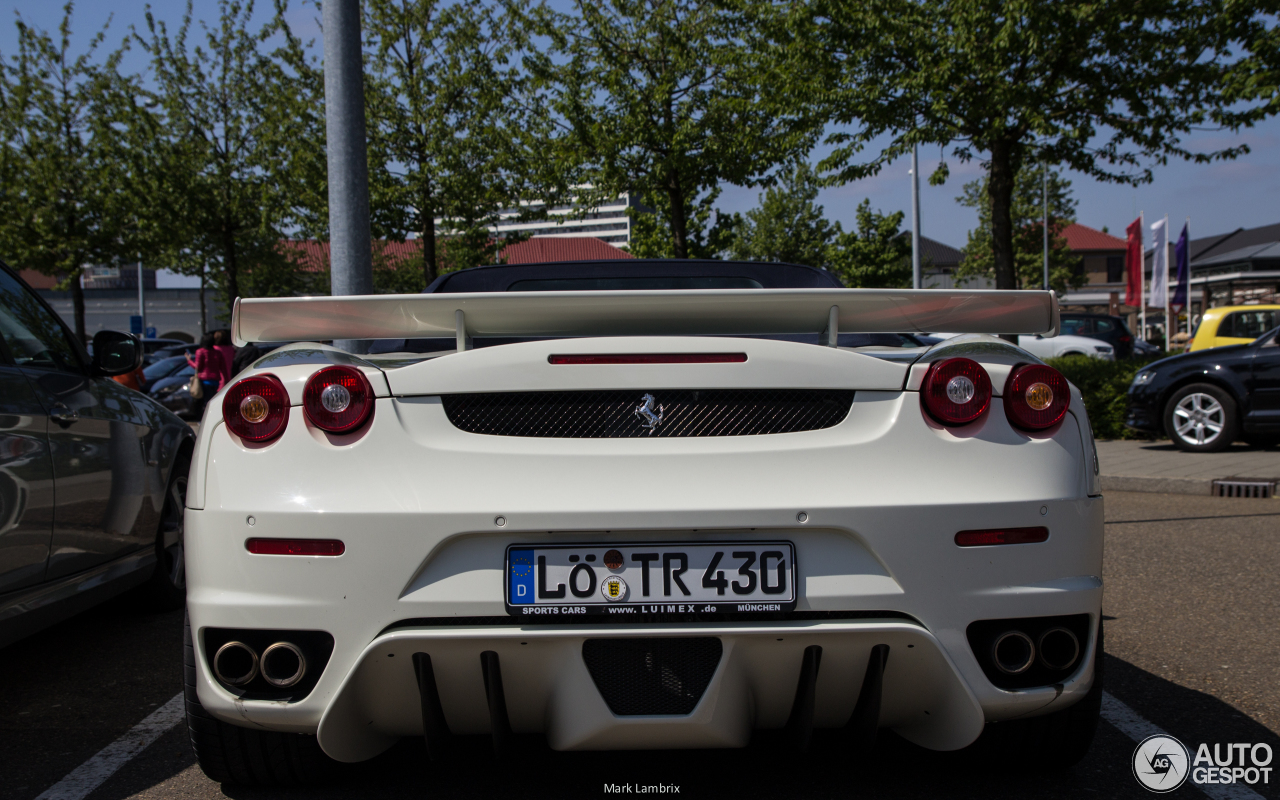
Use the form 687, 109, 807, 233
323, 0, 374, 353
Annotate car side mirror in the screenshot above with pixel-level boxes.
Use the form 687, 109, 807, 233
1035, 334, 1044, 339
92, 331, 142, 376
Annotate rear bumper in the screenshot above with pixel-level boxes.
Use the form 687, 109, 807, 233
186, 390, 1103, 758
186, 498, 1103, 759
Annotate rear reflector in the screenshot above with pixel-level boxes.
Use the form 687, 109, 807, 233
548, 353, 748, 365
245, 538, 345, 556
955, 527, 1049, 547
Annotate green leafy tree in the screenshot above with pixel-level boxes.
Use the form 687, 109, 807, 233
956, 164, 1081, 294
363, 0, 567, 285
535, 0, 815, 259
728, 162, 836, 267
754, 0, 1278, 290
726, 164, 908, 287
136, 0, 299, 310
829, 201, 911, 289
0, 5, 141, 341
627, 186, 738, 260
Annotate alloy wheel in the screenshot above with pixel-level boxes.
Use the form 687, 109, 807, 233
1172, 393, 1225, 446
162, 474, 187, 590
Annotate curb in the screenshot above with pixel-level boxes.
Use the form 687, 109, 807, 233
1102, 474, 1280, 496
1100, 475, 1212, 495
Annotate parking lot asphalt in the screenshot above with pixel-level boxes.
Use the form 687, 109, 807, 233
2, 491, 1277, 800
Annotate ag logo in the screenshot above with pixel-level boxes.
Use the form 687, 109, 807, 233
1133, 734, 1190, 792
601, 575, 627, 601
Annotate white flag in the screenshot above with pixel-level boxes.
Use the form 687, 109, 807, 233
1149, 218, 1169, 307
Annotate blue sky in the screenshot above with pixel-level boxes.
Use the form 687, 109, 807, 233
6, 0, 1278, 250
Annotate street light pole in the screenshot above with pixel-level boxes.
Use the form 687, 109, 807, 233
323, 0, 374, 353
137, 257, 146, 337
911, 144, 921, 290
1042, 164, 1049, 291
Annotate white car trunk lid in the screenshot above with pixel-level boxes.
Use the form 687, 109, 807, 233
381, 337, 911, 396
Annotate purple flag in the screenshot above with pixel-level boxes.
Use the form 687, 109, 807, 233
1171, 223, 1189, 310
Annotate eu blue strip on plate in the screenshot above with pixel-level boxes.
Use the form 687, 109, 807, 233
509, 549, 534, 604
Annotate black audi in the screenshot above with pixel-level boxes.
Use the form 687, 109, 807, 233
1126, 325, 1280, 451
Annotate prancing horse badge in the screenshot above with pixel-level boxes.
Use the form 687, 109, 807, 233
634, 393, 664, 433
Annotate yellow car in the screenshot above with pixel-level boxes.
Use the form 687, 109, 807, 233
1189, 305, 1280, 351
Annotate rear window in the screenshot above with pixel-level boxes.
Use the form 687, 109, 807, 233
507, 276, 763, 291
1220, 310, 1278, 339
1060, 319, 1086, 336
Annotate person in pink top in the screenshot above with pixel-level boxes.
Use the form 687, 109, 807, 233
187, 333, 228, 418
213, 329, 237, 382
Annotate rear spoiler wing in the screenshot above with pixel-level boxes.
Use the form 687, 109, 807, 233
231, 288, 1059, 348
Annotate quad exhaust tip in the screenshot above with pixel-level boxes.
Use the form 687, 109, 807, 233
1037, 627, 1080, 671
213, 641, 259, 687
261, 642, 307, 688
991, 630, 1036, 675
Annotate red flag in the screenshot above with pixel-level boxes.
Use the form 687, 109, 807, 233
1124, 217, 1144, 308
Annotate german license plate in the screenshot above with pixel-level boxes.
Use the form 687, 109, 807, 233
505, 542, 796, 617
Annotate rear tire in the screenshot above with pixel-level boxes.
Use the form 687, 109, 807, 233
1164, 383, 1238, 452
962, 618, 1103, 771
184, 613, 337, 786
142, 451, 190, 610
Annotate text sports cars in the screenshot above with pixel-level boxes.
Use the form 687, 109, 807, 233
183, 261, 1104, 785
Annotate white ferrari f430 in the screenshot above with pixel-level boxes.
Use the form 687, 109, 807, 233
183, 261, 1103, 785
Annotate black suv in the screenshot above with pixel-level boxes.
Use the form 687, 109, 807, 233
1060, 313, 1135, 359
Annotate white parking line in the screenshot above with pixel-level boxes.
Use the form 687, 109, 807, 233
34, 692, 184, 800
1102, 691, 1265, 800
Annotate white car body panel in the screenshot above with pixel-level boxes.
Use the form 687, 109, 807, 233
187, 292, 1103, 761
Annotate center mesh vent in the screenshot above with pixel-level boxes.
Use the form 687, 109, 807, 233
582, 638, 723, 715
441, 389, 854, 438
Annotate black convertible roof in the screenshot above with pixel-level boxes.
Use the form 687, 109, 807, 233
424, 259, 844, 292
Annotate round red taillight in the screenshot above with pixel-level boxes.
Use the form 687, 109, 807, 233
921, 357, 992, 426
303, 365, 374, 433
1004, 364, 1070, 431
223, 374, 290, 442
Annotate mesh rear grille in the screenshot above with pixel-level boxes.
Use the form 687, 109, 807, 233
582, 638, 723, 715
441, 389, 854, 438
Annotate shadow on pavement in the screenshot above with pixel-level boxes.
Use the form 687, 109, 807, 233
1104, 655, 1279, 794
0, 591, 185, 800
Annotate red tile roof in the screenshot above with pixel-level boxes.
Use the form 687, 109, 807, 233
1061, 223, 1126, 252
18, 269, 58, 289
279, 236, 631, 272
280, 239, 424, 272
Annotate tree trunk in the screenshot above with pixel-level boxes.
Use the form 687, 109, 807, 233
667, 171, 689, 259
223, 228, 239, 310
199, 264, 207, 335
422, 196, 437, 287
987, 140, 1019, 292
70, 270, 86, 344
